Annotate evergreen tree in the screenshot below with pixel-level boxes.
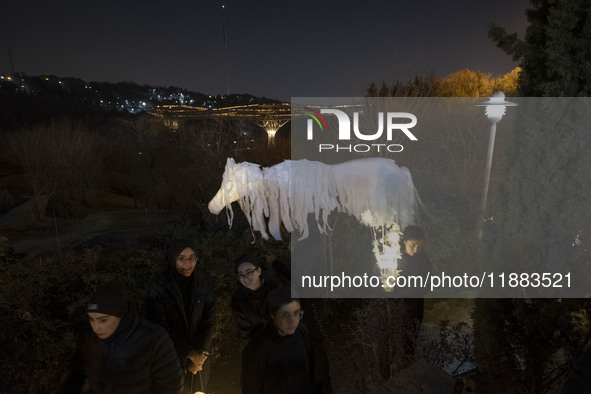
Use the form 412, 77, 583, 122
476, 1, 591, 392
488, 0, 591, 96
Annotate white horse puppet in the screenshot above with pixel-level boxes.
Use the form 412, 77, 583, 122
208, 157, 420, 241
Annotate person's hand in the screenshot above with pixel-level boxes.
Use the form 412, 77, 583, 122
186, 359, 202, 374
264, 254, 277, 264
188, 350, 209, 368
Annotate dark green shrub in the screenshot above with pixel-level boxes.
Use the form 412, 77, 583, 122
0, 241, 162, 393
0, 219, 287, 393
46, 197, 86, 219
345, 299, 416, 389
473, 298, 591, 393
0, 189, 25, 214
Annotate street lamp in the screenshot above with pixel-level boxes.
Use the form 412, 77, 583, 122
475, 91, 517, 236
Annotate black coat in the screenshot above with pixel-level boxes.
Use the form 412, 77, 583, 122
395, 249, 432, 298
146, 267, 216, 363
561, 347, 591, 394
231, 272, 279, 346
241, 324, 332, 394
63, 312, 183, 394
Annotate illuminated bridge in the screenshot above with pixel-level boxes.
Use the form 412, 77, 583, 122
150, 103, 292, 145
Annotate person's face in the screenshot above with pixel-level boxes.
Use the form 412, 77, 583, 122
272, 301, 303, 336
237, 262, 261, 291
404, 238, 424, 256
88, 312, 121, 339
175, 247, 197, 276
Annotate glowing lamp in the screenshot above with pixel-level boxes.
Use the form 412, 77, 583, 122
475, 91, 517, 237
475, 91, 517, 123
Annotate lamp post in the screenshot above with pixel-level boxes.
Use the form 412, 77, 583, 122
475, 91, 517, 237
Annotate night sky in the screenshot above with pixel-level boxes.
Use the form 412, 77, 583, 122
1, 0, 529, 101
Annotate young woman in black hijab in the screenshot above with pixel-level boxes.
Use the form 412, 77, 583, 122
146, 240, 216, 394
63, 284, 183, 393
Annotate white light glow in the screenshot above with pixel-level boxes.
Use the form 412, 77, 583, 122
371, 224, 402, 291
360, 209, 373, 226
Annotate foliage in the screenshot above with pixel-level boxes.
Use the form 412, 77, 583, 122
207, 269, 241, 363
494, 67, 522, 95
476, 104, 591, 389
0, 189, 25, 214
366, 68, 520, 98
0, 219, 274, 393
421, 319, 474, 377
0, 239, 165, 393
98, 115, 283, 212
487, 22, 526, 62
0, 111, 289, 216
344, 299, 416, 389
437, 69, 495, 98
489, 0, 591, 96
46, 197, 86, 220
474, 298, 591, 393
475, 2, 591, 392
420, 202, 481, 274
1, 119, 104, 208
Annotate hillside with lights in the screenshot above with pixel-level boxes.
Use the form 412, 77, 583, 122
0, 73, 284, 128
